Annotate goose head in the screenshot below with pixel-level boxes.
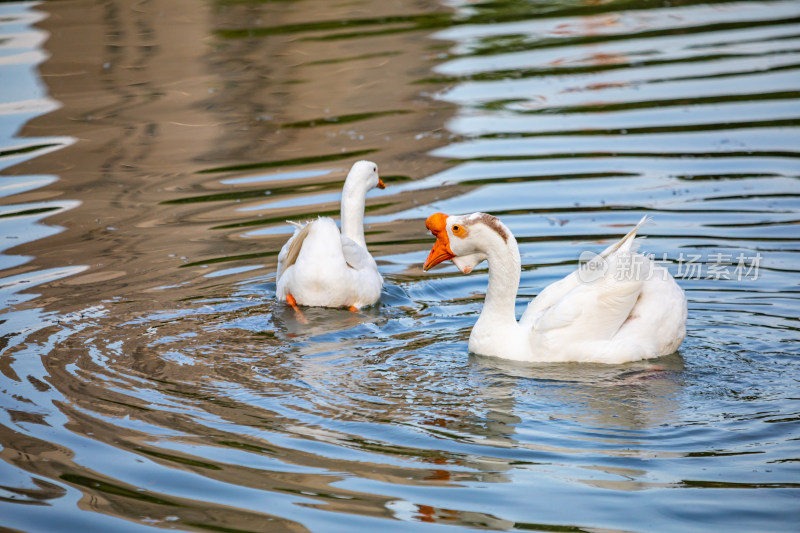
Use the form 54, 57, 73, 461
423, 212, 512, 273
344, 160, 385, 193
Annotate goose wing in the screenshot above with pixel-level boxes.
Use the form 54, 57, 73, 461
277, 220, 312, 280
340, 235, 378, 272
520, 216, 650, 340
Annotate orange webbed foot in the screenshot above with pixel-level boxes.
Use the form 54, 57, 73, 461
286, 293, 308, 324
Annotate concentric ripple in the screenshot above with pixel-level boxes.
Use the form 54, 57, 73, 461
1, 0, 798, 532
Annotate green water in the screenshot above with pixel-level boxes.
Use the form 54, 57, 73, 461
0, 0, 798, 531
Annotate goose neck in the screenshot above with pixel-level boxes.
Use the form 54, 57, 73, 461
340, 183, 366, 248
482, 238, 521, 325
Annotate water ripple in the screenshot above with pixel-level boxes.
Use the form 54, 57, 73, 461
1, 0, 798, 531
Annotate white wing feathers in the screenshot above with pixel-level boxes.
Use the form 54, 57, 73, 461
278, 218, 377, 278
522, 216, 649, 342
341, 235, 374, 271
277, 220, 311, 280
597, 215, 649, 259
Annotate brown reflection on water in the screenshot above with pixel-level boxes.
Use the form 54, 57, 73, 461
0, 2, 463, 528
4, 314, 512, 529
5, 0, 456, 310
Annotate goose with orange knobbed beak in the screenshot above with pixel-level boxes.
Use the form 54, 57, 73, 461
277, 161, 385, 318
423, 212, 687, 363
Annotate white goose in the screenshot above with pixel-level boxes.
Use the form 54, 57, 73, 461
277, 161, 385, 313
423, 212, 687, 363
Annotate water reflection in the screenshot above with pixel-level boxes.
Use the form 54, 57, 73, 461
1, 0, 799, 531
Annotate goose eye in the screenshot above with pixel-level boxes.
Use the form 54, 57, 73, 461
451, 224, 468, 238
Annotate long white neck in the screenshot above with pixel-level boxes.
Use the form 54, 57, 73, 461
469, 233, 527, 359
340, 181, 367, 248
482, 235, 521, 325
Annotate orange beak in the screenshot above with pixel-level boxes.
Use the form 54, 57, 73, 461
423, 212, 455, 271
377, 178, 386, 189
